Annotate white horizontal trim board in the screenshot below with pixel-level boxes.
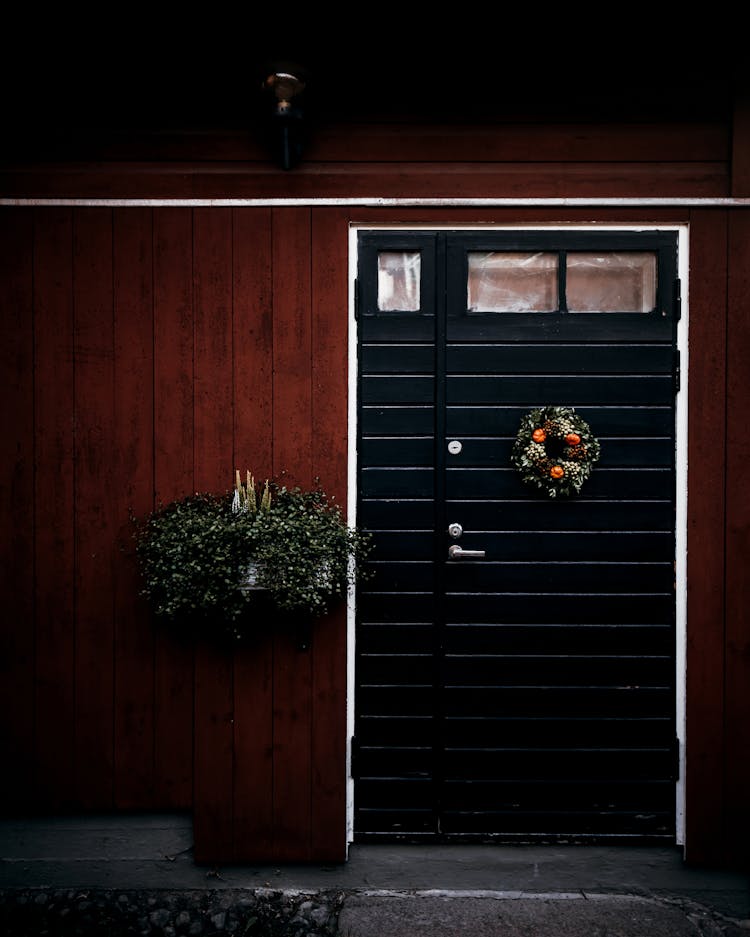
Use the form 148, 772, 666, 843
2, 197, 750, 208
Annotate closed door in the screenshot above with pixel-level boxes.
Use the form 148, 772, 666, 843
354, 229, 679, 842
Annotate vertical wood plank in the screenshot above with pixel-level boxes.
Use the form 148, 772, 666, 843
33, 207, 76, 809
310, 208, 349, 860
192, 207, 235, 863
113, 207, 155, 808
232, 206, 274, 479
271, 206, 313, 861
152, 207, 195, 808
231, 207, 275, 860
0, 208, 35, 810
725, 211, 750, 866
730, 77, 750, 197
193, 207, 234, 494
73, 207, 116, 809
684, 209, 727, 865
272, 207, 313, 487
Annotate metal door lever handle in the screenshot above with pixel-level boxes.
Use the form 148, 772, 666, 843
448, 544, 486, 559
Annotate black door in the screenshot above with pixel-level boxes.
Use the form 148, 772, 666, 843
354, 230, 679, 842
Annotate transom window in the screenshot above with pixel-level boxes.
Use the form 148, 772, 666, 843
374, 248, 658, 313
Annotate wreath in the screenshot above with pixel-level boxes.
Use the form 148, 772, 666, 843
511, 405, 601, 498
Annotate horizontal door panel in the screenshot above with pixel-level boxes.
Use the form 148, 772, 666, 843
359, 654, 437, 684
444, 685, 672, 717
361, 343, 435, 372
356, 747, 434, 778
361, 406, 435, 435
447, 375, 673, 406
360, 437, 434, 466
356, 777, 433, 807
443, 623, 673, 656
362, 375, 434, 404
358, 592, 437, 623
358, 622, 435, 654
355, 809, 436, 835
440, 532, 674, 562
446, 499, 674, 531
444, 561, 673, 592
441, 778, 674, 810
442, 716, 673, 748
445, 436, 673, 467
368, 531, 435, 559
447, 406, 674, 436
445, 315, 673, 343
443, 592, 674, 625
447, 343, 673, 374
441, 748, 674, 781
357, 715, 436, 746
357, 685, 435, 716
367, 561, 435, 591
359, 316, 435, 343
441, 654, 673, 686
438, 809, 672, 836
361, 467, 434, 498
358, 499, 435, 528
446, 467, 673, 500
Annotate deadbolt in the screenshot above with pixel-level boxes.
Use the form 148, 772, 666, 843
448, 523, 463, 539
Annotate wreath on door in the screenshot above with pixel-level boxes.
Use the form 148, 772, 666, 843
511, 405, 601, 498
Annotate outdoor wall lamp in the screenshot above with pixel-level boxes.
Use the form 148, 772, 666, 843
262, 63, 308, 170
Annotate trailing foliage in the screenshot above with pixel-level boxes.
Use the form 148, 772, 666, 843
133, 474, 372, 642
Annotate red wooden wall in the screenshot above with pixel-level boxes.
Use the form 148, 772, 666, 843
1, 91, 749, 868
0, 205, 350, 863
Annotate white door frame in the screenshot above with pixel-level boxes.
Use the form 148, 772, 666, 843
347, 221, 689, 852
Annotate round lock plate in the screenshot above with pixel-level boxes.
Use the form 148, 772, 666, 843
448, 440, 462, 455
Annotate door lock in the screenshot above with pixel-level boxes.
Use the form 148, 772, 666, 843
448, 522, 463, 539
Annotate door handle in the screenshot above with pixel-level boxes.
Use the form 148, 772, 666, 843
448, 544, 486, 559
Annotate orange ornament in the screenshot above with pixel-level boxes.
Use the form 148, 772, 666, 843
550, 465, 565, 479
532, 428, 546, 443
565, 432, 581, 446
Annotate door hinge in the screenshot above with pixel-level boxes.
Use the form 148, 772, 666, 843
673, 278, 681, 322
672, 737, 681, 780
673, 349, 681, 395
350, 735, 360, 779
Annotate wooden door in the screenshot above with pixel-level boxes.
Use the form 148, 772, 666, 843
354, 229, 679, 842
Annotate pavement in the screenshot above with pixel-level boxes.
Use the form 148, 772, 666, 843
1, 812, 748, 935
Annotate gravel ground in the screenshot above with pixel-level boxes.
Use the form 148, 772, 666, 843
0, 888, 344, 937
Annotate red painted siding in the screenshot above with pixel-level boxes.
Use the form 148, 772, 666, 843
33, 208, 76, 809
725, 211, 750, 867
0, 209, 35, 812
685, 211, 728, 867
0, 101, 748, 868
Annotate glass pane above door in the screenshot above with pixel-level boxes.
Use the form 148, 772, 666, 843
567, 252, 657, 312
378, 251, 421, 311
467, 252, 558, 312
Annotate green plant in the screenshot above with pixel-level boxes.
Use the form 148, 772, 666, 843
133, 472, 372, 642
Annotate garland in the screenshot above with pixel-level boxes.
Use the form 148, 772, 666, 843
511, 405, 601, 498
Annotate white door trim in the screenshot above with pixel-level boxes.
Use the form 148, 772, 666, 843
347, 222, 689, 852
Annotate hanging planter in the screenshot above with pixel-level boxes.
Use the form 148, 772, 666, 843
133, 471, 372, 643
511, 406, 601, 498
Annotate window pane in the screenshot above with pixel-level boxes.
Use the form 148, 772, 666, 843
468, 252, 558, 312
378, 251, 421, 311
567, 252, 657, 312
